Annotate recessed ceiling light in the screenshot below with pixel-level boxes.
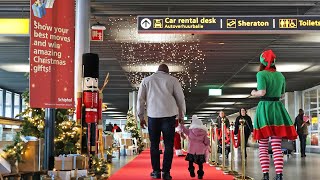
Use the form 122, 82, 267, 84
219, 42, 225, 45
196, 111, 217, 114
108, 114, 126, 117
214, 95, 249, 98
277, 64, 311, 72
102, 111, 122, 114
228, 82, 257, 88
207, 102, 235, 105
0, 64, 29, 72
202, 107, 234, 110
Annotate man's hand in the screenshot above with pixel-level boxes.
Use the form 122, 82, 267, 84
178, 118, 184, 124
140, 119, 147, 129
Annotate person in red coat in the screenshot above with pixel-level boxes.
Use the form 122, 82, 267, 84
174, 119, 185, 156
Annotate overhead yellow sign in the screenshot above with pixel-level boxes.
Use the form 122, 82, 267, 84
0, 19, 29, 35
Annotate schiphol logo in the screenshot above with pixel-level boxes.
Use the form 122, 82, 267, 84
140, 18, 152, 29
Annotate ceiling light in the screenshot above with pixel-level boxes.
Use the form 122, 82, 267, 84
196, 111, 217, 114
122, 64, 184, 73
207, 102, 235, 105
228, 82, 257, 88
203, 107, 234, 110
102, 111, 122, 114
107, 114, 126, 117
209, 89, 222, 96
194, 114, 213, 117
219, 42, 225, 45
0, 64, 29, 72
277, 64, 311, 72
215, 95, 249, 98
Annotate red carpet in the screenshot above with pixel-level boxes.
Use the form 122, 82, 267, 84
109, 150, 234, 180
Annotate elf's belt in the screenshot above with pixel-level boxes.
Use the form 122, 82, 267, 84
260, 97, 280, 101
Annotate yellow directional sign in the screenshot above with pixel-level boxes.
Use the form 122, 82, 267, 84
279, 19, 297, 28
227, 19, 236, 28
153, 19, 163, 28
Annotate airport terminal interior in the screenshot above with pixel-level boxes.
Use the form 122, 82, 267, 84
1, 0, 320, 179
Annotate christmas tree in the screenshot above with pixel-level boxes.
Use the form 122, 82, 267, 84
8, 88, 80, 157
124, 108, 144, 153
1, 132, 26, 166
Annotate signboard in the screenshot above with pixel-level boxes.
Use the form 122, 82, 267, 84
91, 29, 104, 41
138, 16, 320, 33
30, 0, 75, 108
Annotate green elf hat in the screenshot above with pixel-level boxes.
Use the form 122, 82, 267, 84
260, 49, 276, 69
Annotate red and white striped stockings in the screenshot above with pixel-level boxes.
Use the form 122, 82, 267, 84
259, 137, 283, 174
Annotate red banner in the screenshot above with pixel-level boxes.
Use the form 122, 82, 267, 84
29, 0, 75, 108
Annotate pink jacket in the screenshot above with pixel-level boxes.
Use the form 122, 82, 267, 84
180, 125, 210, 155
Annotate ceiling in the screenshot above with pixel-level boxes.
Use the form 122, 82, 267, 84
0, 0, 320, 121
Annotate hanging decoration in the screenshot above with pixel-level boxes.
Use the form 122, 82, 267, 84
98, 17, 206, 92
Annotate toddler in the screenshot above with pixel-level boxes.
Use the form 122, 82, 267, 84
179, 115, 210, 179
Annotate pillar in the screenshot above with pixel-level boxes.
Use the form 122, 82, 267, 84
74, 0, 90, 102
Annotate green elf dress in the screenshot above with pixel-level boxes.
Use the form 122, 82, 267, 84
253, 50, 297, 140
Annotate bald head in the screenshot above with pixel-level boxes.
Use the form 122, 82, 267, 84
158, 64, 169, 73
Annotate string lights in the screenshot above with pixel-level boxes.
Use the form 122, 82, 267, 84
101, 17, 207, 92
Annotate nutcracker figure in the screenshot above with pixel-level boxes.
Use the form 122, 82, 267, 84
76, 53, 102, 163
174, 119, 184, 156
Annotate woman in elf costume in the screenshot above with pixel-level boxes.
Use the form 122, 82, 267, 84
251, 50, 297, 180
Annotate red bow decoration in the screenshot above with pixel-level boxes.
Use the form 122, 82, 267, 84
262, 50, 276, 69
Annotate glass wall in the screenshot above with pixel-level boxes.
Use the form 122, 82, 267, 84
303, 86, 320, 149
5, 91, 12, 118
14, 93, 20, 118
0, 89, 22, 119
0, 89, 3, 116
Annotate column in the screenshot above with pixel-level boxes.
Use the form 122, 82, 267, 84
74, 0, 90, 102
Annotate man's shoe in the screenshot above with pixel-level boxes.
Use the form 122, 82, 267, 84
261, 172, 269, 180
273, 173, 283, 180
150, 171, 161, 179
162, 172, 172, 180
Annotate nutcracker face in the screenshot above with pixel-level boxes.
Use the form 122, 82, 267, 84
83, 77, 98, 91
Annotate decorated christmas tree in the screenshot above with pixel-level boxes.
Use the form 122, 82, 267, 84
54, 109, 81, 155
1, 132, 26, 166
6, 87, 80, 157
124, 108, 144, 153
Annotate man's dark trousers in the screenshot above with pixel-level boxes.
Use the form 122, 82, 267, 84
148, 116, 176, 173
299, 134, 307, 156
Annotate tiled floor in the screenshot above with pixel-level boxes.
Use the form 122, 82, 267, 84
110, 148, 320, 179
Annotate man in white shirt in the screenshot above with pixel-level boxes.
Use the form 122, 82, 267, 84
137, 64, 186, 180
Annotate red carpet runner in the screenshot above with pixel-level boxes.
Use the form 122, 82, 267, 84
109, 150, 234, 180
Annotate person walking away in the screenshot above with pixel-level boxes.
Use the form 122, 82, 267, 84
251, 50, 297, 180
137, 64, 186, 180
294, 109, 310, 157
234, 108, 253, 159
179, 115, 209, 179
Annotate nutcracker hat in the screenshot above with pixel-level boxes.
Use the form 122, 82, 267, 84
190, 115, 207, 132
82, 53, 99, 78
260, 49, 276, 69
